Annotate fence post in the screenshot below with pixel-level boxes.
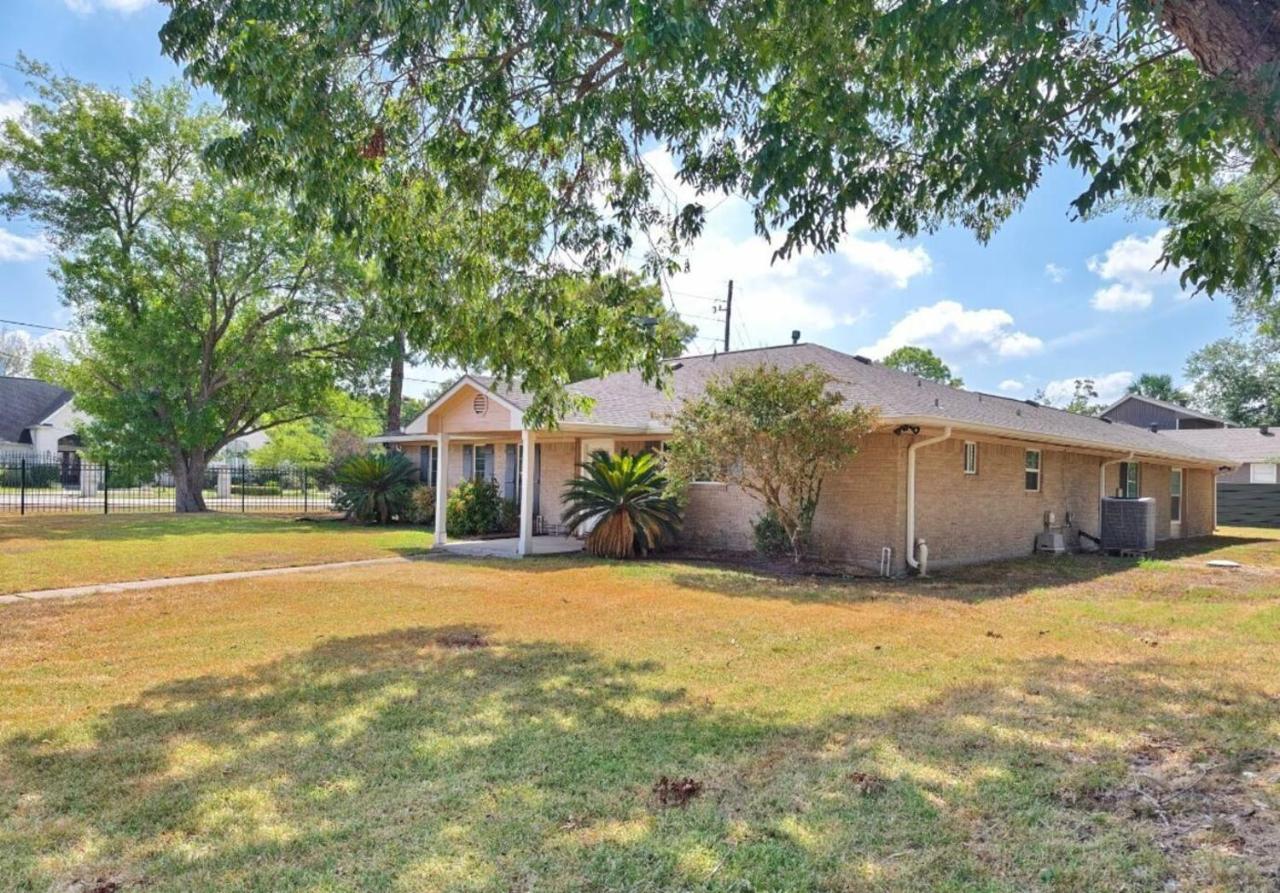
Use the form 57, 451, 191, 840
240, 464, 246, 513
303, 468, 308, 513
19, 458, 25, 516
104, 461, 109, 515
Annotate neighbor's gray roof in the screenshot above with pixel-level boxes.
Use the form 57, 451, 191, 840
1160, 427, 1280, 465
1101, 392, 1228, 424
450, 344, 1236, 466
0, 377, 73, 443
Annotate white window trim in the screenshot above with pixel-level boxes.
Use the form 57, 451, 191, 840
963, 441, 978, 475
1024, 449, 1041, 492
1251, 462, 1278, 484
1170, 467, 1183, 523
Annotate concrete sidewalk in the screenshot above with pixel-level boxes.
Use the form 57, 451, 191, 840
0, 555, 430, 605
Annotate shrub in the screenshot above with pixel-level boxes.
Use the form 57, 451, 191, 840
498, 496, 520, 533
752, 511, 791, 559
561, 451, 681, 559
447, 478, 508, 536
332, 451, 417, 523
405, 484, 437, 525
230, 483, 282, 497
0, 464, 61, 488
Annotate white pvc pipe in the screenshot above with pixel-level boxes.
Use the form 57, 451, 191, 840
906, 426, 951, 572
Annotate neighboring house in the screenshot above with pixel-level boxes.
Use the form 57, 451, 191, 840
373, 343, 1235, 572
1162, 427, 1280, 527
1101, 393, 1229, 431
0, 376, 86, 482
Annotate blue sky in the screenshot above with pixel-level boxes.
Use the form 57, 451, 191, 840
0, 0, 1237, 403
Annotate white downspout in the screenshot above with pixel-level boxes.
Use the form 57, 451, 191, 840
1097, 451, 1134, 537
906, 426, 951, 572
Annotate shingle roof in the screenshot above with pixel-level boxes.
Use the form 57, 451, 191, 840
0, 377, 73, 443
440, 344, 1236, 466
1102, 393, 1228, 424
1160, 427, 1280, 464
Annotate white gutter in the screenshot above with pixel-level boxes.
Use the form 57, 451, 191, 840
905, 426, 951, 572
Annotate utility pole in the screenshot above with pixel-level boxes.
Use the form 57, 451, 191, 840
723, 280, 733, 353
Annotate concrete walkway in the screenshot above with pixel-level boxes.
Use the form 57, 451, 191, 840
0, 555, 429, 606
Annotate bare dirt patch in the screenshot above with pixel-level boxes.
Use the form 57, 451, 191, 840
652, 775, 704, 808
1073, 736, 1280, 887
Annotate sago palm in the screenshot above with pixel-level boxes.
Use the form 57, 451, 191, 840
562, 451, 682, 558
332, 451, 418, 523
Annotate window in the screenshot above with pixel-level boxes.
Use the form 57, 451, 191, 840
963, 441, 978, 475
1024, 449, 1041, 492
473, 444, 490, 482
1252, 463, 1278, 484
1170, 468, 1182, 523
1119, 461, 1141, 498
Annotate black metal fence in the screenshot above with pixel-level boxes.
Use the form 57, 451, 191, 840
0, 458, 335, 515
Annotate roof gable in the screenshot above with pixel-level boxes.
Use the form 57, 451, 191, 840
0, 377, 74, 443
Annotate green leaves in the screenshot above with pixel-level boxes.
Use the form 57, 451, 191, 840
561, 450, 682, 558
666, 364, 878, 562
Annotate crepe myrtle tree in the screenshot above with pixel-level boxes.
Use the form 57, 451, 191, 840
161, 0, 1280, 332
666, 364, 878, 563
0, 63, 377, 511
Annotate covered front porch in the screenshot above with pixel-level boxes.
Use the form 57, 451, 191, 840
436, 535, 583, 559
370, 375, 657, 557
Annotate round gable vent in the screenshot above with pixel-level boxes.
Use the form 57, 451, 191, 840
472, 393, 489, 415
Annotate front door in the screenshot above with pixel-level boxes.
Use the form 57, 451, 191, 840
1170, 468, 1183, 537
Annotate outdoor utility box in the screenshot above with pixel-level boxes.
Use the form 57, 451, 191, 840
1100, 497, 1156, 553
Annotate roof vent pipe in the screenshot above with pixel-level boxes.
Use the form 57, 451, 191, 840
1262, 425, 1271, 435
1149, 423, 1159, 433
791, 330, 801, 345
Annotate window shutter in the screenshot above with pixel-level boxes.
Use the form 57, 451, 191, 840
504, 445, 518, 499
462, 445, 473, 480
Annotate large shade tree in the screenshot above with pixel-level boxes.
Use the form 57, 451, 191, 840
0, 64, 374, 510
1185, 330, 1280, 426
160, 0, 1280, 323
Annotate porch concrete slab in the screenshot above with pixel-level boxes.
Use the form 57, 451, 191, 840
437, 535, 583, 559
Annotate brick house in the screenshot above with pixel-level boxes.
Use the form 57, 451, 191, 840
372, 343, 1235, 572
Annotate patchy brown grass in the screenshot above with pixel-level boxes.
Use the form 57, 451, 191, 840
0, 526, 1277, 891
0, 513, 429, 593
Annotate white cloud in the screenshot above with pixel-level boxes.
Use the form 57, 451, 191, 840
1043, 371, 1134, 406
64, 0, 154, 13
1086, 230, 1181, 312
1044, 263, 1066, 283
856, 300, 1044, 363
838, 209, 932, 288
1091, 283, 1153, 312
0, 228, 48, 262
0, 99, 25, 123
998, 379, 1025, 394
640, 149, 932, 350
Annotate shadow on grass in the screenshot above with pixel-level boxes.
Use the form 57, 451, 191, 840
659, 534, 1280, 606
3, 626, 1277, 891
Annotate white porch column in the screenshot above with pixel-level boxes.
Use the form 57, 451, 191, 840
518, 428, 535, 556
434, 432, 448, 546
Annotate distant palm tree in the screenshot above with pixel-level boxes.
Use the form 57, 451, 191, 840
333, 451, 418, 523
562, 451, 682, 559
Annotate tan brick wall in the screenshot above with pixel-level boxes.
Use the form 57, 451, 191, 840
680, 432, 908, 572
1183, 467, 1216, 536
914, 439, 1099, 568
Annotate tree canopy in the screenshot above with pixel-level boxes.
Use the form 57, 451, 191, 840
1185, 331, 1280, 426
882, 346, 963, 388
0, 63, 374, 509
1126, 372, 1190, 406
160, 0, 1280, 325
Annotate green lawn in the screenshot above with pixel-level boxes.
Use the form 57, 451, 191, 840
1, 522, 1278, 892
0, 513, 431, 593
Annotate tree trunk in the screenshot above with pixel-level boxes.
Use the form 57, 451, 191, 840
172, 452, 209, 512
385, 329, 406, 444
1159, 0, 1280, 148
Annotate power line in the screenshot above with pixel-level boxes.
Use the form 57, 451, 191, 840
0, 318, 69, 332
